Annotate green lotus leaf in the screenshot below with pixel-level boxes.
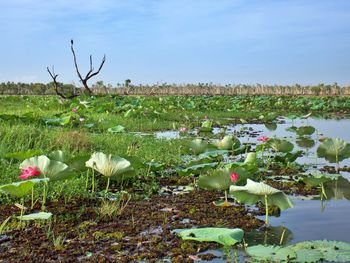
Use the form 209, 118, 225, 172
178, 227, 244, 246
259, 112, 278, 122
301, 172, 339, 187
268, 138, 294, 153
198, 150, 230, 159
294, 248, 323, 263
244, 152, 256, 165
18, 212, 52, 221
197, 168, 232, 191
187, 138, 210, 155
292, 240, 350, 262
213, 135, 241, 150
0, 179, 48, 198
317, 138, 350, 163
66, 154, 91, 172
48, 150, 70, 163
179, 162, 218, 176
286, 126, 298, 132
20, 155, 73, 181
274, 151, 303, 164
296, 137, 315, 148
4, 149, 42, 161
264, 123, 277, 131
229, 179, 294, 211
247, 245, 296, 262
86, 152, 133, 180
324, 176, 350, 200
296, 126, 316, 136
107, 125, 125, 133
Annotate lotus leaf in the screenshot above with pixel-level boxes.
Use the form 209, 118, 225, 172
247, 245, 296, 262
4, 149, 42, 161
296, 126, 316, 136
188, 138, 209, 155
18, 212, 52, 220
86, 152, 133, 180
213, 135, 240, 150
317, 138, 350, 163
296, 137, 315, 148
268, 138, 294, 153
178, 227, 244, 246
107, 125, 125, 133
0, 178, 48, 198
20, 155, 73, 181
229, 179, 294, 211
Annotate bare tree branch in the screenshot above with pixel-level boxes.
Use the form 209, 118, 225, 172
70, 39, 106, 95
47, 66, 78, 99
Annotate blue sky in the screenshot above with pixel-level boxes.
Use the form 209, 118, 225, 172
0, 0, 349, 85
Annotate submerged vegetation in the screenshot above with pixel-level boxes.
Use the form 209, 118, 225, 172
1, 94, 350, 261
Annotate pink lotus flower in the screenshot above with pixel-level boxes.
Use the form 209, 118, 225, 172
72, 107, 78, 112
230, 172, 239, 183
257, 136, 269, 142
19, 166, 41, 180
179, 127, 188, 133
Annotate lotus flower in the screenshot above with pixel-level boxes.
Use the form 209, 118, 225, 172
19, 166, 41, 180
179, 127, 188, 133
230, 172, 239, 183
257, 136, 269, 142
72, 107, 78, 112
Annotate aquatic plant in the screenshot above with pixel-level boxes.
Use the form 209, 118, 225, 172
178, 227, 244, 246
317, 138, 350, 172
18, 166, 41, 180
247, 240, 350, 262
86, 152, 134, 191
230, 179, 294, 225
213, 135, 241, 151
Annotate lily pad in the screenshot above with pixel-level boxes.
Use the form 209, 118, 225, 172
317, 138, 350, 163
18, 212, 52, 220
178, 227, 244, 246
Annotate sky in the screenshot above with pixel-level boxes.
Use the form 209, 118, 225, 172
0, 0, 349, 86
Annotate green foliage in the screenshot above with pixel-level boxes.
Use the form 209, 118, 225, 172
317, 138, 350, 163
178, 228, 244, 246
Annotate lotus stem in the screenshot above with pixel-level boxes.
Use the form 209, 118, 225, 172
321, 183, 327, 199
105, 177, 110, 192
31, 187, 34, 209
85, 169, 90, 189
20, 198, 24, 223
264, 194, 269, 225
42, 180, 48, 210
92, 169, 95, 193
224, 190, 228, 204
279, 229, 286, 245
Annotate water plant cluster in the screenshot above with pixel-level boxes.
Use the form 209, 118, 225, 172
1, 95, 350, 262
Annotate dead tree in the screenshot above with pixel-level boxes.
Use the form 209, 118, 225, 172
47, 66, 78, 99
70, 39, 106, 95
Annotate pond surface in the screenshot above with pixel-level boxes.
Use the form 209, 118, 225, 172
161, 116, 350, 262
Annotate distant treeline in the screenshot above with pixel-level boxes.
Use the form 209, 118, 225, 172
1, 81, 350, 96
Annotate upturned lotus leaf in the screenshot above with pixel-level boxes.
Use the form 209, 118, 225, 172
213, 135, 240, 150
229, 179, 294, 211
317, 138, 350, 163
268, 138, 294, 153
86, 152, 133, 180
0, 178, 48, 198
20, 155, 73, 181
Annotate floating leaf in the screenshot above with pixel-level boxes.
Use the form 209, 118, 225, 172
247, 245, 296, 262
18, 212, 52, 220
178, 228, 244, 246
107, 125, 125, 133
296, 126, 316, 136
